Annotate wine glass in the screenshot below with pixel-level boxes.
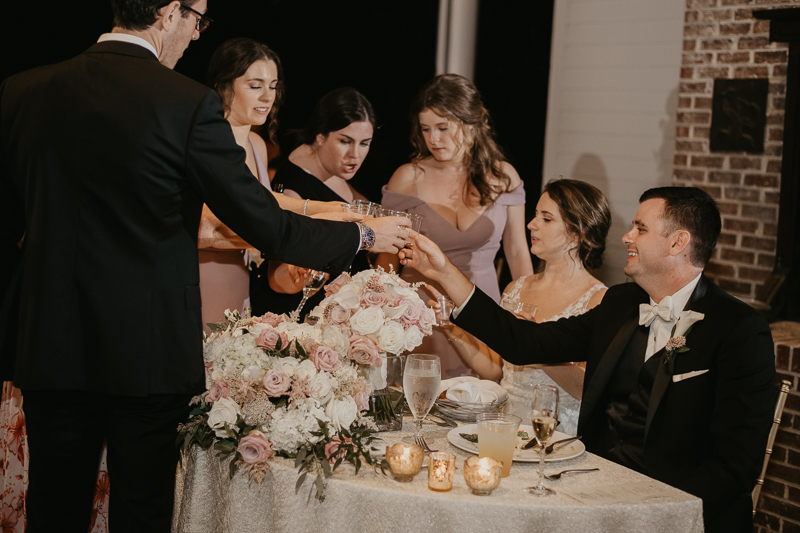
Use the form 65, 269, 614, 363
402, 354, 441, 445
290, 269, 327, 322
525, 384, 559, 496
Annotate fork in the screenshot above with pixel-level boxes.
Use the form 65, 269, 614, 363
543, 468, 599, 481
414, 435, 438, 453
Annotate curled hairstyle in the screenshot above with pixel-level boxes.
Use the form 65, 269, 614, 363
544, 179, 611, 270
206, 38, 284, 143
639, 187, 721, 268
111, 0, 195, 31
409, 74, 511, 207
299, 88, 376, 145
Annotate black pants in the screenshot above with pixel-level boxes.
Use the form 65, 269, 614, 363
23, 390, 193, 533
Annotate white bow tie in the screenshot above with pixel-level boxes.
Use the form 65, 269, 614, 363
639, 296, 675, 327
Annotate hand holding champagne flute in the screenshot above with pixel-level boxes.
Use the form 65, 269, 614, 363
290, 269, 327, 322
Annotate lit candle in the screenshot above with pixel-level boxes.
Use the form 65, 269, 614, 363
463, 456, 503, 495
385, 443, 424, 482
427, 452, 456, 492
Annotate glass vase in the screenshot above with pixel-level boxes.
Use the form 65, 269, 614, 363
361, 354, 404, 432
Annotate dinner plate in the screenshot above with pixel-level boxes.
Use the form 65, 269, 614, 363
447, 424, 585, 463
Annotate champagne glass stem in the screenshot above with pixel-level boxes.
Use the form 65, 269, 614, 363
537, 447, 546, 490
415, 418, 423, 439
291, 295, 309, 323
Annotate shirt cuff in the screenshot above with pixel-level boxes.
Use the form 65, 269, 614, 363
356, 222, 364, 252
451, 285, 476, 319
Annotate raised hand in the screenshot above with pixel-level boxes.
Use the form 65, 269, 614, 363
400, 231, 474, 308
363, 216, 410, 253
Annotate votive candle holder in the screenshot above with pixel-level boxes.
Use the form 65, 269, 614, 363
386, 443, 424, 482
427, 452, 456, 492
463, 456, 503, 495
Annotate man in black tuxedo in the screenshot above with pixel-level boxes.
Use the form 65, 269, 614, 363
0, 1, 409, 531
401, 186, 775, 533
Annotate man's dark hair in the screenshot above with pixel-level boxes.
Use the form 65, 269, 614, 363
639, 186, 721, 268
111, 0, 195, 31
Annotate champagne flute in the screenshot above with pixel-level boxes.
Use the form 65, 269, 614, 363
524, 384, 559, 496
290, 269, 327, 322
402, 354, 441, 445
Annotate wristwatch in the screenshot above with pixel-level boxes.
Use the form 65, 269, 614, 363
356, 222, 376, 250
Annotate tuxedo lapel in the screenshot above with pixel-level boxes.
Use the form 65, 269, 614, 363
579, 306, 641, 429
645, 275, 709, 440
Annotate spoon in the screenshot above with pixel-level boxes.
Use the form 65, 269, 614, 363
543, 468, 599, 481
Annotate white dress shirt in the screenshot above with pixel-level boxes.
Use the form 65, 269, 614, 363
644, 273, 702, 361
97, 33, 158, 59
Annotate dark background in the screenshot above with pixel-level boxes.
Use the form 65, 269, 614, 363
1, 0, 553, 288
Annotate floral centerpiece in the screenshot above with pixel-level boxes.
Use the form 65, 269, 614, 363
177, 268, 435, 499
309, 268, 436, 430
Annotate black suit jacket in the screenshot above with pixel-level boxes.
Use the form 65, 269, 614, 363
0, 42, 360, 396
455, 276, 775, 530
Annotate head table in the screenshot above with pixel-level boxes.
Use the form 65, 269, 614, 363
171, 421, 703, 533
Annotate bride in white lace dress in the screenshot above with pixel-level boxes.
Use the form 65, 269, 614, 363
434, 179, 611, 435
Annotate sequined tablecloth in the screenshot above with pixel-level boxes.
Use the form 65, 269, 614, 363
171, 422, 703, 533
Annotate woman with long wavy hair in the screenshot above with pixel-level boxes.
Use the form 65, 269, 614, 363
378, 74, 533, 378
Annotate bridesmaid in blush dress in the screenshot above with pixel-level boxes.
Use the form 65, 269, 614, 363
377, 74, 533, 378
198, 39, 352, 330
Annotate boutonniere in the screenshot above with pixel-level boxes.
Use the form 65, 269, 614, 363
663, 310, 704, 366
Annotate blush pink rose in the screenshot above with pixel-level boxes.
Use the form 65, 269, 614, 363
312, 346, 341, 373
262, 368, 291, 396
253, 312, 286, 327
348, 336, 381, 366
353, 390, 370, 412
326, 303, 351, 326
257, 329, 289, 350
417, 305, 434, 336
206, 380, 231, 403
399, 299, 422, 325
237, 431, 274, 464
324, 272, 351, 296
323, 436, 352, 464
363, 290, 389, 308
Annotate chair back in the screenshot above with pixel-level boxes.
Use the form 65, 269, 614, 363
752, 379, 791, 516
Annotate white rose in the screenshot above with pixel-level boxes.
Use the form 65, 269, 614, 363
376, 321, 406, 355
308, 373, 334, 404
325, 397, 358, 431
333, 286, 361, 310
211, 368, 225, 381
382, 301, 409, 319
295, 359, 317, 381
241, 365, 265, 383
207, 397, 241, 438
321, 326, 349, 357
350, 306, 385, 336
278, 357, 300, 377
203, 337, 231, 364
381, 272, 416, 299
403, 325, 424, 352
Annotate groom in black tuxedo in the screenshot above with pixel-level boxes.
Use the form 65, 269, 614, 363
0, 1, 409, 531
401, 186, 775, 533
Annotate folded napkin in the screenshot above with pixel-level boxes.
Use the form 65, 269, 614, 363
439, 377, 508, 404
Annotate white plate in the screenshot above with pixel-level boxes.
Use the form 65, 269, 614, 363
447, 424, 585, 463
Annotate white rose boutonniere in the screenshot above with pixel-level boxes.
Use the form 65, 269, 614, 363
664, 310, 704, 366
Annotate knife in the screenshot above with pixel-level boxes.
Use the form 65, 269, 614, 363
522, 434, 581, 452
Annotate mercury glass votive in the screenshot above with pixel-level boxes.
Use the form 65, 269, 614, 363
427, 452, 456, 492
386, 443, 424, 482
463, 456, 503, 495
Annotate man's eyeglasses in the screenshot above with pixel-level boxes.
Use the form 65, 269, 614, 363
180, 4, 213, 33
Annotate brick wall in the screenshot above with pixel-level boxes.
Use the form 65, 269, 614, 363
758, 322, 800, 533
675, 0, 797, 299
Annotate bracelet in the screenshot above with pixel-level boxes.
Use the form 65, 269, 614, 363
447, 329, 465, 342
303, 199, 309, 215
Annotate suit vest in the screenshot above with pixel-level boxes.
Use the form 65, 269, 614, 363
597, 324, 662, 474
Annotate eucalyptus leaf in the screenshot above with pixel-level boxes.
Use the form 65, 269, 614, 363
295, 472, 308, 494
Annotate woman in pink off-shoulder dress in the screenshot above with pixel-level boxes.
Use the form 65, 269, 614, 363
377, 74, 533, 379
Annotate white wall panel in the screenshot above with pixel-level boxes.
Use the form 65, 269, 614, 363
543, 0, 685, 286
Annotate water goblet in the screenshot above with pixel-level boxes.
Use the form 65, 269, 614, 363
402, 354, 441, 446
525, 384, 559, 496
290, 269, 327, 322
